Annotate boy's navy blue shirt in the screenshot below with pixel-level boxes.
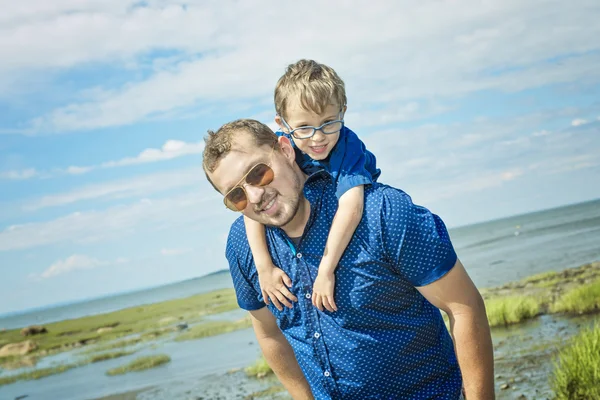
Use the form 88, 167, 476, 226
277, 126, 381, 199
226, 173, 463, 399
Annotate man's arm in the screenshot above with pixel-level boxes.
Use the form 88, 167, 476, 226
249, 307, 314, 400
417, 259, 495, 400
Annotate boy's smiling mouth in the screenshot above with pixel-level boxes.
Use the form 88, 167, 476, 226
309, 144, 329, 154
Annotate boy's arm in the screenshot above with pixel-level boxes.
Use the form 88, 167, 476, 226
312, 185, 364, 312
244, 216, 297, 310
249, 307, 314, 400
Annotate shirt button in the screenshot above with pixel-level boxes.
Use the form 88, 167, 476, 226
305, 293, 311, 299
296, 252, 302, 259
324, 371, 331, 377
314, 332, 320, 338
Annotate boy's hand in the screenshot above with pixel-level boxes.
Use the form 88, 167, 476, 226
258, 266, 297, 311
312, 271, 337, 312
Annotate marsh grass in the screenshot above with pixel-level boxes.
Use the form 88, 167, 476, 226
244, 384, 286, 399
175, 318, 252, 342
0, 364, 76, 386
521, 270, 558, 284
87, 350, 134, 363
245, 356, 272, 378
0, 288, 238, 359
551, 323, 600, 400
81, 337, 143, 354
552, 279, 600, 315
485, 296, 540, 327
106, 354, 171, 376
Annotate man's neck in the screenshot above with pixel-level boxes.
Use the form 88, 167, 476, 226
281, 197, 311, 238
281, 171, 310, 238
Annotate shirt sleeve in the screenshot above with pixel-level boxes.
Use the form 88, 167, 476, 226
379, 187, 457, 287
329, 127, 382, 199
225, 218, 266, 311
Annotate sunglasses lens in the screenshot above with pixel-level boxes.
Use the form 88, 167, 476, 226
225, 187, 247, 211
247, 164, 274, 186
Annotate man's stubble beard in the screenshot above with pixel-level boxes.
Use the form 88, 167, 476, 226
266, 168, 304, 228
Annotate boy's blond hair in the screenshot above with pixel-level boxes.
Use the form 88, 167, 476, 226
274, 59, 347, 120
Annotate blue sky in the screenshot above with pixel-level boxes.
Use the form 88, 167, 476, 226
1, 0, 599, 315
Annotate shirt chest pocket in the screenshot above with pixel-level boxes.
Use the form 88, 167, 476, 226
342, 265, 414, 313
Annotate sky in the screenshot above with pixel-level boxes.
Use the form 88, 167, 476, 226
1, 0, 599, 316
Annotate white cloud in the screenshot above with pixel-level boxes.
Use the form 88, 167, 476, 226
3, 140, 204, 180
66, 166, 93, 175
0, 190, 227, 252
501, 169, 524, 181
532, 130, 550, 137
100, 140, 204, 168
571, 118, 588, 126
160, 247, 192, 256
39, 254, 104, 279
0, 0, 597, 132
24, 167, 205, 210
0, 168, 38, 180
364, 106, 600, 204
30, 254, 129, 279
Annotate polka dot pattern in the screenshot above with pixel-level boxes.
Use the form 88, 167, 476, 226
226, 173, 463, 399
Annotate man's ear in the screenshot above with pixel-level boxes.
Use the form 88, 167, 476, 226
274, 114, 288, 133
277, 136, 296, 164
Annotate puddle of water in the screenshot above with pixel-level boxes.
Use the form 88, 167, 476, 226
201, 308, 248, 322
492, 313, 600, 400
2, 312, 598, 400
0, 328, 261, 400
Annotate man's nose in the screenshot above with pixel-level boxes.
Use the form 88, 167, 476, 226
244, 184, 265, 204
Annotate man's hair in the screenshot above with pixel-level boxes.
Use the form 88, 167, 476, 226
274, 59, 347, 120
202, 119, 278, 190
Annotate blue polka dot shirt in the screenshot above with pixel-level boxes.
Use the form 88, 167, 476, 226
226, 173, 463, 399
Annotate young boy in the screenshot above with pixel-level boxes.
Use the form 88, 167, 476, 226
245, 59, 380, 313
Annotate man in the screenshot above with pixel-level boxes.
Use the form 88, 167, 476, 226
203, 119, 494, 399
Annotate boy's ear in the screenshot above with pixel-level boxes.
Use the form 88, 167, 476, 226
341, 105, 348, 118
274, 114, 287, 133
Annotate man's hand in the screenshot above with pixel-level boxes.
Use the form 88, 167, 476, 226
258, 266, 298, 311
312, 271, 337, 312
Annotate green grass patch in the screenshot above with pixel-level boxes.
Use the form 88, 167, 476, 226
485, 296, 540, 327
106, 354, 171, 376
0, 288, 238, 359
552, 279, 600, 315
244, 384, 286, 399
245, 356, 273, 378
81, 336, 143, 354
87, 350, 134, 363
0, 364, 76, 386
551, 323, 600, 400
521, 270, 558, 284
175, 318, 252, 342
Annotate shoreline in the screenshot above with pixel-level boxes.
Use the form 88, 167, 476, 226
1, 261, 599, 399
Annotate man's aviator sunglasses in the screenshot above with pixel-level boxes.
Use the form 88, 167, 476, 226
223, 144, 276, 212
280, 111, 344, 140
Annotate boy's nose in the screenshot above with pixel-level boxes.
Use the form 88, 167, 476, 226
312, 130, 326, 142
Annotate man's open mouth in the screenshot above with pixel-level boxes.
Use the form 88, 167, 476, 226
260, 196, 276, 212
